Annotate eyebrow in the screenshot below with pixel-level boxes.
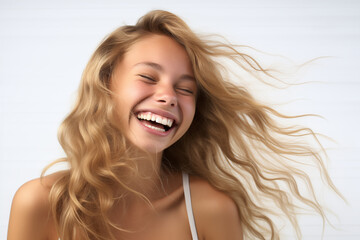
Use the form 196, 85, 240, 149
133, 61, 196, 82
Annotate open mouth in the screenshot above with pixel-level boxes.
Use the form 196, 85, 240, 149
136, 111, 176, 132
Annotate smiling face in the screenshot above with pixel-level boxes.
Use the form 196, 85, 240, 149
111, 34, 197, 155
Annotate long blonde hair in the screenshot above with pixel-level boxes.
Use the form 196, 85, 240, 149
43, 10, 340, 240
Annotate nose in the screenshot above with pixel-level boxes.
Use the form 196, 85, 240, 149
155, 84, 177, 107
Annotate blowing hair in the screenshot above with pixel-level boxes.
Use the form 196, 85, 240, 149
43, 10, 340, 240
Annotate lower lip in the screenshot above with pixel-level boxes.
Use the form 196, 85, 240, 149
136, 117, 174, 136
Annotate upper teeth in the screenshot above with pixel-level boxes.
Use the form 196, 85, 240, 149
137, 112, 174, 128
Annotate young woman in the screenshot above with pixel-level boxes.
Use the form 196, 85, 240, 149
8, 10, 339, 240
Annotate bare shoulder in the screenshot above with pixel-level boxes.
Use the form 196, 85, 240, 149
190, 175, 238, 213
190, 175, 243, 240
8, 171, 65, 240
12, 172, 61, 207
11, 171, 65, 213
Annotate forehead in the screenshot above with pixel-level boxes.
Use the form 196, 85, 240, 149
121, 34, 193, 75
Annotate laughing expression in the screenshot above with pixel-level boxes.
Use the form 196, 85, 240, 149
111, 34, 197, 154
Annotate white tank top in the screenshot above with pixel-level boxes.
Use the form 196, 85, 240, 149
182, 172, 199, 240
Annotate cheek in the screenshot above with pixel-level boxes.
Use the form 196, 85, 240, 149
182, 98, 196, 126
116, 83, 147, 109
112, 96, 130, 130
126, 82, 153, 102
114, 84, 153, 126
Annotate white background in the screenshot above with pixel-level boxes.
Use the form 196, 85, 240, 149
1, 0, 359, 239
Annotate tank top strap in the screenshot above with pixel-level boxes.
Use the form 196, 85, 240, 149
182, 172, 199, 240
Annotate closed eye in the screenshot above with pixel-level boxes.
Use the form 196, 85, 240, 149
138, 74, 156, 82
177, 88, 194, 95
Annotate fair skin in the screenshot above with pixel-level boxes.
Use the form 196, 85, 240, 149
110, 33, 197, 194
8, 34, 243, 240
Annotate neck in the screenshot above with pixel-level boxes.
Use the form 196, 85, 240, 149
109, 149, 183, 227
120, 150, 169, 201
